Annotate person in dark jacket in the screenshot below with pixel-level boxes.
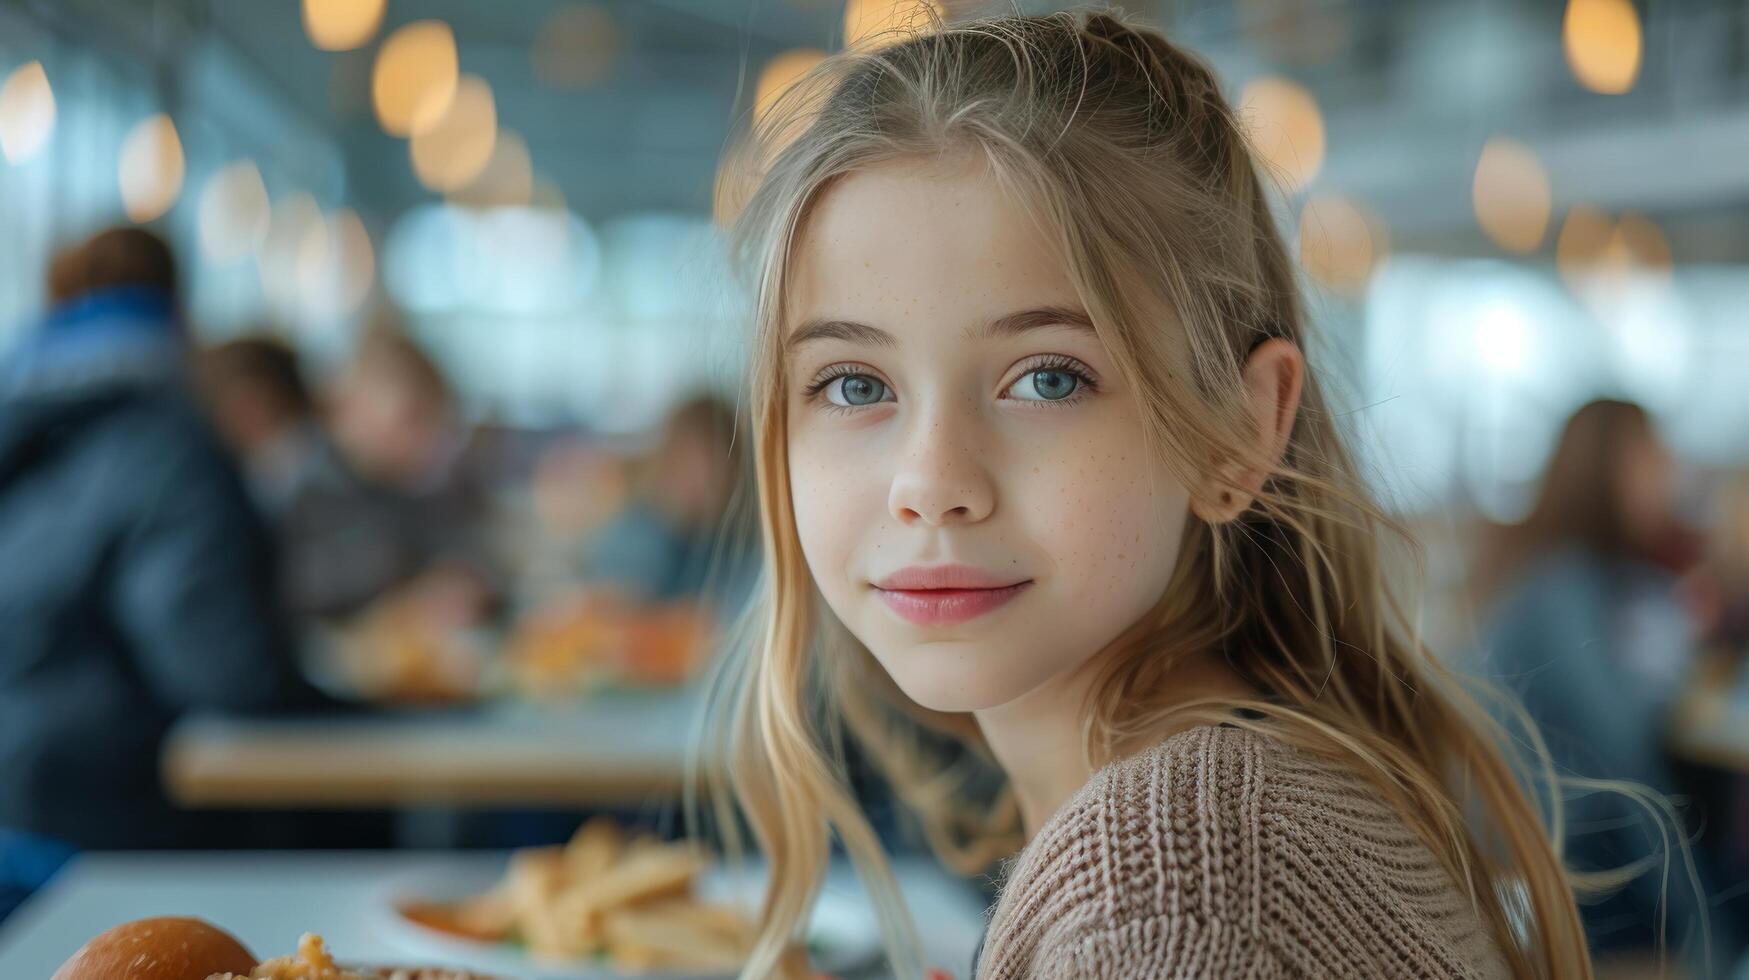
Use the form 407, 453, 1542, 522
0, 227, 324, 861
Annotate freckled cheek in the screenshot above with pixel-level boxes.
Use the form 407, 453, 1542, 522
1019, 440, 1171, 591
787, 429, 889, 582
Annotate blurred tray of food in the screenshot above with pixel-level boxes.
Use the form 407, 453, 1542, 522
380, 818, 881, 979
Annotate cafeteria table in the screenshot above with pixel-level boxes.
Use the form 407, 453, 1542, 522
0, 850, 989, 978
162, 690, 703, 810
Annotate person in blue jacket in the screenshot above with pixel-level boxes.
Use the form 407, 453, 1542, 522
0, 228, 327, 915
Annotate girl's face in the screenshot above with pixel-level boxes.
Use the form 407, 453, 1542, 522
784, 157, 1191, 713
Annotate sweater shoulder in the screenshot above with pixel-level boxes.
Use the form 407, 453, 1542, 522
979, 725, 1511, 979
984, 725, 1278, 952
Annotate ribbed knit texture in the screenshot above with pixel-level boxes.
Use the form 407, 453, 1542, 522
976, 725, 1512, 978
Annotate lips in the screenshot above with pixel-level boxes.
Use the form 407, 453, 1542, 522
872, 564, 1032, 626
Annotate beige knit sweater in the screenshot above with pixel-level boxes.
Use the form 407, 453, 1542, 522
975, 724, 1512, 979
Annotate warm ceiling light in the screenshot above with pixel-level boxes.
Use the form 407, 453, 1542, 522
0, 61, 55, 164
372, 20, 459, 137
1238, 75, 1325, 194
302, 0, 385, 52
1555, 204, 1612, 285
844, 0, 941, 50
259, 192, 324, 311
118, 114, 185, 222
1472, 136, 1550, 253
198, 160, 272, 264
1298, 192, 1389, 296
1563, 0, 1641, 95
1608, 212, 1671, 274
755, 49, 827, 124
297, 208, 375, 316
410, 74, 497, 192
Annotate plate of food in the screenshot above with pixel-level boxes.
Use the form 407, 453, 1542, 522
376, 818, 884, 979
52, 918, 492, 979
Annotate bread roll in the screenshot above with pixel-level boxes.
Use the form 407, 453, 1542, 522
53, 916, 257, 980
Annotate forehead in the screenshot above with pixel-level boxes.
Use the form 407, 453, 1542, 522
786, 158, 1080, 332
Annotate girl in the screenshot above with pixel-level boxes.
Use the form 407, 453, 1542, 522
701, 9, 1657, 978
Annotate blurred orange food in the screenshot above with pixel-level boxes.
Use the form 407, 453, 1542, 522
505, 592, 712, 697
330, 588, 485, 704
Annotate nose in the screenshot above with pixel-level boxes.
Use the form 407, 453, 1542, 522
887, 411, 996, 527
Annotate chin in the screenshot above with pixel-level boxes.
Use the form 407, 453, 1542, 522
869, 638, 1049, 714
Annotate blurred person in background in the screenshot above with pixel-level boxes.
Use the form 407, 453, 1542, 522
1679, 473, 1749, 914
1690, 474, 1749, 655
1475, 398, 1726, 962
577, 393, 755, 609
325, 317, 500, 630
0, 228, 325, 895
198, 335, 414, 621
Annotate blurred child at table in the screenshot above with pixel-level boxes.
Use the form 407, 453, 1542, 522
329, 316, 499, 603
314, 318, 505, 699
0, 227, 325, 869
199, 335, 414, 621
1475, 399, 1722, 961
501, 396, 756, 696
577, 393, 755, 609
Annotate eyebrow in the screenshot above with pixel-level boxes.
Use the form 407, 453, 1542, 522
786, 305, 1096, 352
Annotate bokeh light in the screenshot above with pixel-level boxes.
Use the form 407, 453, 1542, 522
1299, 192, 1390, 296
843, 0, 942, 50
1555, 204, 1613, 287
301, 0, 385, 52
372, 20, 459, 137
197, 160, 272, 264
296, 207, 375, 316
118, 113, 185, 222
1238, 75, 1325, 194
1608, 212, 1672, 275
1472, 136, 1550, 253
755, 49, 826, 124
1563, 0, 1641, 95
410, 74, 497, 193
0, 61, 55, 164
259, 192, 325, 314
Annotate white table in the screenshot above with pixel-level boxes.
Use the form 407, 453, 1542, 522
163, 691, 704, 809
0, 851, 989, 978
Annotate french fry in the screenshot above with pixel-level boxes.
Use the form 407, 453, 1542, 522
562, 817, 624, 881
564, 844, 704, 913
600, 904, 747, 972
504, 848, 574, 959
403, 819, 785, 975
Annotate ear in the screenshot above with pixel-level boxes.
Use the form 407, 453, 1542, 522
1190, 338, 1304, 523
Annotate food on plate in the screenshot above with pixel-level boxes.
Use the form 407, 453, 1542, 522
328, 589, 484, 703
399, 817, 783, 973
209, 933, 489, 979
53, 918, 488, 980
206, 932, 359, 979
505, 593, 712, 695
52, 916, 256, 980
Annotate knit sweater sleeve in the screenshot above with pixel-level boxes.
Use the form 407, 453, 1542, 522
975, 725, 1511, 979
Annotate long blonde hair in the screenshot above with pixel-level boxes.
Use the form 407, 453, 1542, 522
695, 9, 1677, 978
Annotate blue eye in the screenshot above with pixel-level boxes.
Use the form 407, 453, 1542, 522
825, 374, 891, 407
1009, 369, 1080, 402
